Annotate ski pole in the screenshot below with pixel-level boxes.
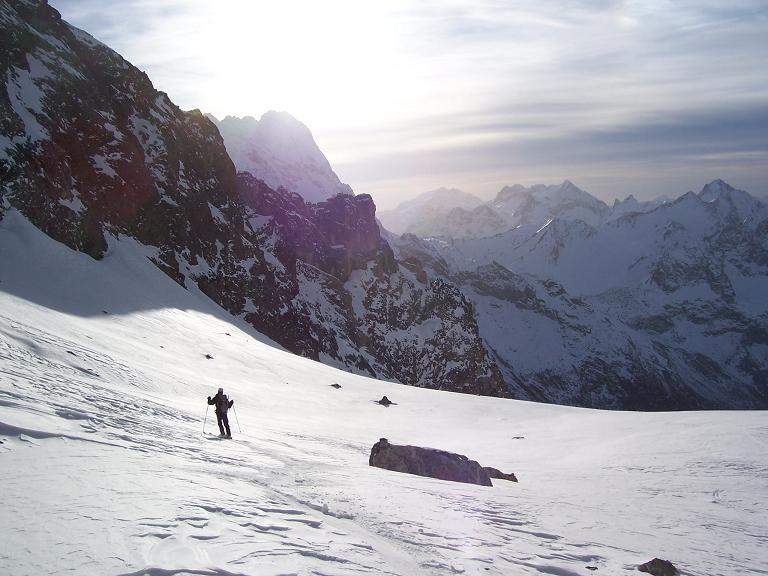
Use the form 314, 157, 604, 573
203, 404, 209, 434
233, 406, 242, 433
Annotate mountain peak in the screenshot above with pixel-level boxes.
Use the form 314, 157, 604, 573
211, 111, 352, 203
699, 179, 736, 202
260, 109, 299, 123
377, 187, 484, 235
258, 110, 310, 134
612, 194, 638, 209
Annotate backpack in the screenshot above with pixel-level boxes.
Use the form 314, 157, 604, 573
216, 394, 229, 414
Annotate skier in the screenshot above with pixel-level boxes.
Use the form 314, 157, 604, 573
207, 387, 234, 438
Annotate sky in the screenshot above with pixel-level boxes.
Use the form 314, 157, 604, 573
50, 0, 768, 209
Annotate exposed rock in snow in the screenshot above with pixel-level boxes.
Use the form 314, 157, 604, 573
482, 467, 518, 483
638, 558, 679, 576
369, 438, 493, 486
208, 111, 352, 203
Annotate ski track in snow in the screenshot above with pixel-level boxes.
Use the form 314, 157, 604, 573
1, 211, 768, 575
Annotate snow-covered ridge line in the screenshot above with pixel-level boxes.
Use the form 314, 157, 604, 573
393, 178, 768, 409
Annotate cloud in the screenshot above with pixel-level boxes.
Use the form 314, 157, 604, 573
49, 0, 768, 206
337, 103, 768, 207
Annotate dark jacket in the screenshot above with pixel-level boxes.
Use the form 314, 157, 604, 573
208, 392, 233, 415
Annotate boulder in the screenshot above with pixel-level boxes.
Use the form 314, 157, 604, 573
483, 466, 518, 482
638, 558, 678, 576
369, 438, 492, 487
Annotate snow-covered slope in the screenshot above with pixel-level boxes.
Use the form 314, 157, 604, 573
377, 187, 484, 236
395, 180, 768, 409
3, 206, 768, 576
209, 112, 352, 203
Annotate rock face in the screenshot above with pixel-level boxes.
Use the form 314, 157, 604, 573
638, 558, 678, 576
1, 1, 506, 398
393, 179, 768, 410
1, 1, 238, 261
369, 438, 492, 487
234, 174, 507, 396
483, 467, 518, 482
209, 112, 353, 204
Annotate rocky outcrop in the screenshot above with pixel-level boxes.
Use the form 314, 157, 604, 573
1, 1, 506, 398
638, 558, 678, 576
369, 438, 492, 486
234, 174, 506, 396
483, 467, 518, 482
1, 0, 240, 267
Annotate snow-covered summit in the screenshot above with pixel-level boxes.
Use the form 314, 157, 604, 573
377, 187, 483, 235
209, 111, 352, 203
384, 180, 611, 240
490, 180, 610, 230
699, 178, 735, 202
387, 179, 757, 242
696, 179, 762, 224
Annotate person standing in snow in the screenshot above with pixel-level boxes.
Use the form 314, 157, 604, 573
207, 387, 234, 438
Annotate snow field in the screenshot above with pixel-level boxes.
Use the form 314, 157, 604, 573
1, 209, 767, 575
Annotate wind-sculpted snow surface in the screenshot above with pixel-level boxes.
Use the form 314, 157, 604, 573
0, 0, 503, 397
2, 193, 768, 576
395, 180, 768, 409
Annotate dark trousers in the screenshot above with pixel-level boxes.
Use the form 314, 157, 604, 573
216, 412, 231, 436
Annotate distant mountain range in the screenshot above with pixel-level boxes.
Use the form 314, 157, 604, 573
378, 187, 485, 237
380, 181, 673, 239
393, 179, 768, 409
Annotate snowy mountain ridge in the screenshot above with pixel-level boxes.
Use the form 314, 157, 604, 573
385, 180, 677, 239
208, 111, 353, 203
394, 179, 768, 409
